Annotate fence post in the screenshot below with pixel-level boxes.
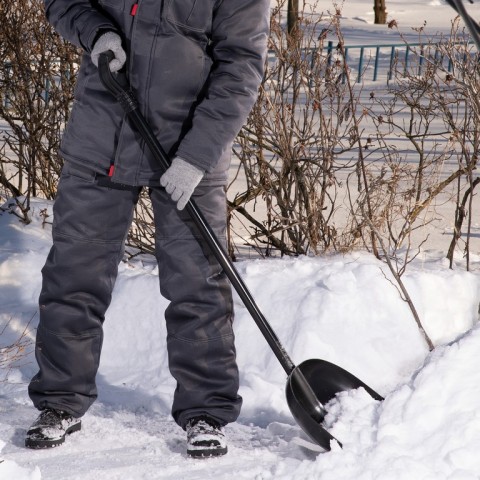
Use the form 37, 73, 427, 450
404, 46, 410, 76
342, 47, 349, 84
327, 40, 333, 67
389, 45, 396, 81
418, 45, 425, 76
358, 47, 365, 83
44, 78, 50, 105
373, 46, 380, 81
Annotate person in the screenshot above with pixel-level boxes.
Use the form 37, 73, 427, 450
25, 0, 270, 457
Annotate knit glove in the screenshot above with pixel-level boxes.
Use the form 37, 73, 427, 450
91, 31, 126, 72
160, 157, 204, 210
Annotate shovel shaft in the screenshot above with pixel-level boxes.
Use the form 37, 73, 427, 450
97, 54, 386, 450
98, 53, 296, 375
186, 198, 296, 374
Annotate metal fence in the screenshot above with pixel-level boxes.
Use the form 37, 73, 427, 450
317, 40, 473, 83
2, 41, 475, 108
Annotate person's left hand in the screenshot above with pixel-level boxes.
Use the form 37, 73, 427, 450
160, 157, 204, 210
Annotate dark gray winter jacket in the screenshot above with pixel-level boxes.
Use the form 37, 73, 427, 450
44, 0, 270, 186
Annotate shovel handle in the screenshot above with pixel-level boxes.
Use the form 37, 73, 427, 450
97, 52, 297, 375
97, 52, 382, 445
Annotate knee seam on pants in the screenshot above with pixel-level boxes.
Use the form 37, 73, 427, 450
38, 323, 102, 339
167, 332, 234, 345
54, 230, 125, 246
155, 234, 227, 241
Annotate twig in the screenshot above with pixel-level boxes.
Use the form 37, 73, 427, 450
363, 215, 434, 351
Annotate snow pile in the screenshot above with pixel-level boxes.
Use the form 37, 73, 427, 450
0, 197, 479, 478
294, 325, 480, 479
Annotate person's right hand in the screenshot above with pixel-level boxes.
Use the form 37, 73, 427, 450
91, 31, 126, 72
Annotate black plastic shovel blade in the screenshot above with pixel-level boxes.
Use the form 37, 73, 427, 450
286, 359, 383, 451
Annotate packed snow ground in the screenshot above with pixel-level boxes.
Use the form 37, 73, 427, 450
2, 1, 480, 479
1, 196, 479, 480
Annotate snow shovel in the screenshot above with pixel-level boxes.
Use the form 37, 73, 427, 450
98, 52, 383, 451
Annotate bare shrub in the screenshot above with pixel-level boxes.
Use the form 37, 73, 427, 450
128, 191, 156, 256
228, 3, 361, 257
0, 0, 477, 273
0, 315, 34, 381
353, 20, 480, 269
0, 0, 80, 222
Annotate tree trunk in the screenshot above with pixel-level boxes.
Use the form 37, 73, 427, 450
287, 0, 299, 35
374, 0, 387, 24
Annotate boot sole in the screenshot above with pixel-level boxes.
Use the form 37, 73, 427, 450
187, 446, 228, 458
25, 421, 82, 449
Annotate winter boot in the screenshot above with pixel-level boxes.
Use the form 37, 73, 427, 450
25, 408, 82, 449
186, 416, 228, 458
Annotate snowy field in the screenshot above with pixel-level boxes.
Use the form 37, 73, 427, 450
2, 1, 480, 479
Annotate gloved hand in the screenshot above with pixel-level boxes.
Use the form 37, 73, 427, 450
91, 31, 126, 72
160, 157, 204, 210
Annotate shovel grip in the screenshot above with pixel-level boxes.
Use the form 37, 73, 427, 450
98, 52, 138, 113
97, 51, 172, 174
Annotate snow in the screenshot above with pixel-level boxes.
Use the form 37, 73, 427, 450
1, 1, 480, 479
1, 200, 480, 478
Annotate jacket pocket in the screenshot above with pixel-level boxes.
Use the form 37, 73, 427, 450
62, 163, 97, 183
165, 0, 214, 33
150, 34, 208, 115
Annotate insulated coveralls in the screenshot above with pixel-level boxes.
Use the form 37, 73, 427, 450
28, 0, 270, 429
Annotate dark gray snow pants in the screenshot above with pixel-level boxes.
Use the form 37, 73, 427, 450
28, 163, 242, 428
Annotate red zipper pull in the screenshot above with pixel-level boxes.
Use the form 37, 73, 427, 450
131, 3, 138, 16
108, 165, 115, 177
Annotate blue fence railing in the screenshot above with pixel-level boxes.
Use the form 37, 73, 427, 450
317, 40, 474, 83
2, 41, 476, 109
